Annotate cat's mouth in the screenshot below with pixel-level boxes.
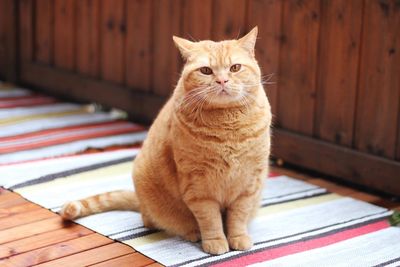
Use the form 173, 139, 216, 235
210, 88, 243, 105
218, 89, 231, 96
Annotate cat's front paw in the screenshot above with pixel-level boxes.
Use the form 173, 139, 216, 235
202, 238, 229, 255
60, 201, 82, 220
228, 234, 253, 251
183, 229, 201, 243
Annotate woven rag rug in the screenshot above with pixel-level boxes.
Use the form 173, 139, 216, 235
1, 83, 400, 267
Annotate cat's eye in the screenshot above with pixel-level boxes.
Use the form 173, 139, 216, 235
230, 64, 241, 72
199, 67, 213, 75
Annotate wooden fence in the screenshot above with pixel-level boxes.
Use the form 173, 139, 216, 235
0, 0, 399, 195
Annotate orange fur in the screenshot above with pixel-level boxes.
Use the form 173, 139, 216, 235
61, 27, 271, 255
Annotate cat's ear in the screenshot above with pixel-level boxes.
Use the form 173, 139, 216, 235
173, 36, 195, 60
238, 26, 258, 56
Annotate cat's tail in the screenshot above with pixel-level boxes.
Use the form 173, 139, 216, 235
59, 190, 140, 220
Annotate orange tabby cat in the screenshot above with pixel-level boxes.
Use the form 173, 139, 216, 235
60, 27, 271, 255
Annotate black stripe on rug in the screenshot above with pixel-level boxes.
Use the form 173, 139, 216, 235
10, 155, 136, 190
261, 187, 326, 201
261, 191, 330, 207
109, 225, 146, 237
119, 229, 159, 241
372, 256, 400, 267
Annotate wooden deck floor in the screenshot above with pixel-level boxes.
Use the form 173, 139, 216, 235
0, 165, 399, 266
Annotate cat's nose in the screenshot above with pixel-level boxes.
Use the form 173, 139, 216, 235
216, 79, 229, 85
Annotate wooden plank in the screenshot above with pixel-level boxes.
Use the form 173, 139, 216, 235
0, 0, 17, 81
374, 200, 400, 210
90, 252, 153, 267
152, 0, 182, 96
125, 0, 152, 91
0, 202, 41, 219
0, 188, 9, 195
182, 0, 212, 40
315, 0, 363, 146
0, 217, 67, 244
100, 0, 125, 83
35, 0, 53, 64
270, 166, 317, 182
355, 0, 400, 159
20, 63, 165, 124
349, 191, 382, 203
19, 0, 33, 63
212, 0, 247, 41
0, 191, 28, 209
248, 0, 282, 119
271, 166, 358, 195
3, 233, 112, 266
273, 128, 400, 196
34, 242, 133, 267
54, 0, 75, 70
277, 0, 320, 134
0, 207, 57, 231
0, 223, 92, 258
306, 178, 358, 196
76, 0, 100, 77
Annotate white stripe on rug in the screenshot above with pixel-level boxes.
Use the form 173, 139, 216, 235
0, 111, 125, 138
0, 87, 31, 98
0, 103, 83, 119
0, 132, 146, 164
0, 149, 139, 188
261, 176, 326, 206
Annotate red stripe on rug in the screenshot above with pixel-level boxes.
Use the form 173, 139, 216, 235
0, 121, 144, 142
0, 123, 142, 153
0, 96, 57, 108
211, 220, 390, 267
268, 172, 280, 178
0, 94, 39, 101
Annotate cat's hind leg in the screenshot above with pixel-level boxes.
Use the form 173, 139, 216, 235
136, 183, 200, 242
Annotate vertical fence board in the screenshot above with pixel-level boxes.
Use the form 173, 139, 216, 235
0, 0, 8, 79
152, 0, 181, 96
35, 0, 53, 65
54, 0, 75, 70
277, 0, 320, 135
355, 0, 400, 159
248, 0, 282, 119
398, 112, 400, 160
125, 0, 152, 91
0, 0, 17, 81
100, 0, 126, 84
0, 1, 8, 78
76, 0, 100, 77
212, 0, 246, 41
19, 0, 33, 63
182, 0, 212, 41
314, 0, 363, 146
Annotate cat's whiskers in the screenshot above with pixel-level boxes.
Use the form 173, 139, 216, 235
261, 73, 276, 85
180, 86, 210, 110
180, 85, 216, 119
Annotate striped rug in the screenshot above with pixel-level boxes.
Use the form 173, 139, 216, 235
0, 86, 147, 164
1, 83, 400, 266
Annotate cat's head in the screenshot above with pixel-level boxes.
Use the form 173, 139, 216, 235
173, 27, 262, 108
